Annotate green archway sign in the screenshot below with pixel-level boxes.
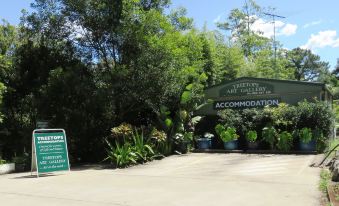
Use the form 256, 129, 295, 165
31, 129, 70, 177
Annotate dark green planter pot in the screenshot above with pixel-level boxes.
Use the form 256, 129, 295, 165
299, 139, 316, 151
176, 142, 189, 154
197, 138, 211, 149
223, 140, 238, 150
15, 163, 26, 172
247, 141, 259, 150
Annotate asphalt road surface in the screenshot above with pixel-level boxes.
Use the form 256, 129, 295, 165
0, 153, 320, 206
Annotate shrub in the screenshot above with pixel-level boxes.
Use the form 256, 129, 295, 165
271, 103, 298, 132
299, 127, 313, 144
0, 159, 6, 165
297, 101, 334, 137
313, 129, 326, 152
131, 130, 154, 163
262, 126, 277, 149
110, 123, 134, 142
104, 140, 137, 168
217, 109, 242, 128
213, 101, 333, 152
150, 128, 167, 143
105, 127, 157, 168
246, 130, 257, 142
241, 109, 259, 134
215, 124, 239, 142
277, 131, 293, 151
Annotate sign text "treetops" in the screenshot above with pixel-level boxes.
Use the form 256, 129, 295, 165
32, 129, 70, 176
213, 98, 280, 109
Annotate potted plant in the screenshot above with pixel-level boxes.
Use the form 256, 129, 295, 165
262, 125, 277, 150
174, 132, 193, 154
298, 127, 316, 151
246, 130, 258, 150
276, 131, 293, 151
196, 133, 213, 149
215, 124, 239, 150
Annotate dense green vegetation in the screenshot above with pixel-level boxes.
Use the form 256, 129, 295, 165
0, 0, 337, 163
210, 102, 334, 151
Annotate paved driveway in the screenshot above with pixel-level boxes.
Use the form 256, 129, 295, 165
0, 153, 320, 206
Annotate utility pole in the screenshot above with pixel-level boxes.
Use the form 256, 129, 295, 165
263, 12, 286, 77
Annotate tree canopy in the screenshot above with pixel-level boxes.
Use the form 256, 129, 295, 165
0, 0, 336, 161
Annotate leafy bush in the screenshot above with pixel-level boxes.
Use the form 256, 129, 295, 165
148, 128, 171, 156
154, 140, 172, 157
277, 131, 293, 151
104, 140, 137, 168
0, 159, 6, 165
313, 129, 326, 152
150, 129, 167, 143
299, 127, 313, 143
105, 128, 157, 168
217, 109, 242, 128
111, 123, 134, 143
297, 101, 333, 137
214, 101, 334, 152
246, 130, 257, 142
131, 130, 154, 163
270, 103, 298, 131
262, 126, 277, 149
215, 124, 239, 142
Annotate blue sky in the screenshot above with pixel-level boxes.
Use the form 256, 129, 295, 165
171, 0, 339, 70
1, 0, 339, 69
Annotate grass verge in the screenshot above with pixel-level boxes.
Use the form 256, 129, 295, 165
319, 169, 331, 194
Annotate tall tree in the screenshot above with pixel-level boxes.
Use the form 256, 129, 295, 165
216, 0, 269, 58
332, 58, 339, 79
287, 48, 330, 81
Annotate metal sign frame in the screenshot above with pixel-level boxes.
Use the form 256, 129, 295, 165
31, 129, 70, 178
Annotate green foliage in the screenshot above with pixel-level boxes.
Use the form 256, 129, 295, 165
217, 109, 242, 128
215, 101, 333, 151
154, 140, 172, 157
111, 123, 134, 141
0, 0, 335, 162
334, 100, 339, 122
287, 48, 330, 81
262, 126, 277, 149
246, 130, 257, 142
131, 130, 154, 163
299, 128, 313, 144
12, 153, 30, 164
0, 159, 6, 165
297, 101, 334, 138
105, 129, 156, 168
269, 103, 298, 131
104, 140, 137, 168
150, 128, 167, 143
215, 124, 239, 142
276, 131, 293, 151
319, 169, 331, 194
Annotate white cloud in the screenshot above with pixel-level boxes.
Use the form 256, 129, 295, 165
303, 20, 322, 28
301, 30, 339, 49
280, 24, 298, 36
250, 16, 297, 38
